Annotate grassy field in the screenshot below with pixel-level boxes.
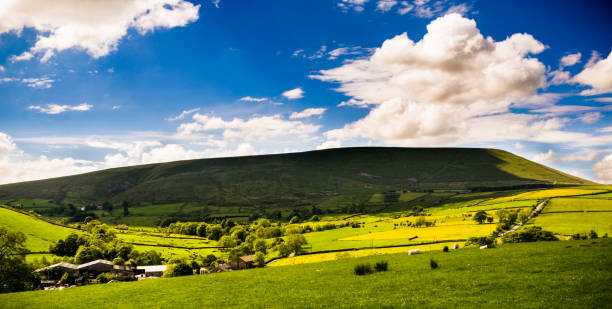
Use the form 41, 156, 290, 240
543, 197, 612, 213
2, 239, 610, 308
0, 206, 78, 253
531, 212, 612, 236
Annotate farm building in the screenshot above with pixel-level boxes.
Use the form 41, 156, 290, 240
35, 262, 79, 286
77, 259, 113, 274
136, 265, 167, 278
206, 263, 232, 273
228, 255, 255, 270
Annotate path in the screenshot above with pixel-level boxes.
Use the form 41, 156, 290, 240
498, 200, 547, 238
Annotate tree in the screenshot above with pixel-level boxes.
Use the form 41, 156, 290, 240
207, 225, 223, 241
486, 216, 494, 224
254, 252, 265, 267
285, 234, 307, 255
122, 201, 129, 216
473, 211, 488, 224
278, 243, 291, 257
254, 239, 267, 254
218, 236, 236, 249
102, 201, 113, 213
0, 227, 38, 293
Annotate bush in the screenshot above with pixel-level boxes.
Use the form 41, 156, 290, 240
94, 272, 113, 284
375, 261, 388, 272
354, 263, 372, 276
473, 211, 488, 224
430, 258, 438, 269
466, 236, 496, 247
442, 246, 449, 252
502, 226, 558, 243
589, 230, 598, 239
163, 262, 193, 277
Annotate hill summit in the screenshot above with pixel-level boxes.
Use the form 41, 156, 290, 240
0, 147, 592, 209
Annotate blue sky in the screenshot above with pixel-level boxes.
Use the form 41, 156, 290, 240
0, 0, 611, 184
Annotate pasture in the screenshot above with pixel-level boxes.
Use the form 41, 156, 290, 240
2, 239, 610, 308
0, 206, 78, 253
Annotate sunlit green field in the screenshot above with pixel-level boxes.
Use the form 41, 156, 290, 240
0, 206, 79, 253
531, 212, 612, 236
2, 240, 610, 308
542, 198, 612, 213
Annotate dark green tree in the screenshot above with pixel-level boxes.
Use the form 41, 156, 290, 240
0, 227, 38, 293
473, 210, 488, 224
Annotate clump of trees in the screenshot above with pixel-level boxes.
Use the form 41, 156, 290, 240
49, 222, 162, 266
502, 226, 558, 243
0, 227, 39, 293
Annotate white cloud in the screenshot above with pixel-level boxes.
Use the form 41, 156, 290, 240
514, 142, 524, 149
397, 1, 414, 15
0, 65, 4, 72
328, 46, 364, 60
599, 126, 612, 133
560, 52, 581, 67
239, 96, 268, 102
9, 51, 33, 62
292, 49, 305, 57
533, 149, 601, 164
166, 107, 200, 121
28, 103, 93, 114
22, 77, 55, 88
282, 87, 304, 100
338, 0, 370, 12
1, 0, 200, 61
312, 14, 611, 149
178, 113, 320, 142
548, 69, 570, 85
377, 0, 397, 12
572, 50, 612, 95
112, 105, 120, 110
316, 140, 342, 150
593, 154, 612, 184
592, 97, 612, 103
578, 112, 602, 124
290, 108, 327, 119
141, 144, 202, 164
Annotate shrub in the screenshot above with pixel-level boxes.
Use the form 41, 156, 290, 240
473, 211, 488, 224
502, 226, 558, 243
466, 236, 496, 247
375, 261, 388, 272
354, 263, 372, 276
442, 246, 449, 252
589, 230, 598, 239
163, 262, 193, 277
254, 252, 266, 267
430, 258, 438, 269
94, 272, 113, 284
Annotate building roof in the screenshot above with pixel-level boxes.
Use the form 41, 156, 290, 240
77, 259, 112, 270
136, 265, 167, 273
35, 262, 78, 272
239, 255, 255, 262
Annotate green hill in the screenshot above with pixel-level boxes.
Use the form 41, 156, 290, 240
0, 147, 593, 221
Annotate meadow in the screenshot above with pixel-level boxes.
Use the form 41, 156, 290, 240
1, 239, 610, 308
0, 206, 79, 253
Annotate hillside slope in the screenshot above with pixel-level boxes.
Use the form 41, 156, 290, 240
0, 147, 593, 209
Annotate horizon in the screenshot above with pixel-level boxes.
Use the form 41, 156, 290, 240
0, 0, 611, 185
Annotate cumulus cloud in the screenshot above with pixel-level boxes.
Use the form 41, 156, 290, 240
282, 87, 304, 100
1, 0, 200, 61
312, 14, 610, 149
593, 154, 612, 184
28, 103, 92, 114
0, 76, 55, 88
560, 52, 581, 67
166, 107, 200, 121
338, 0, 370, 12
290, 108, 327, 119
572, 50, 612, 95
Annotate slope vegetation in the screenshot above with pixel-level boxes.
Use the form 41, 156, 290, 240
0, 147, 593, 214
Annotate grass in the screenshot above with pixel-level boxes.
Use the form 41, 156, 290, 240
430, 200, 536, 216
2, 239, 610, 308
530, 212, 612, 236
0, 206, 79, 253
340, 224, 495, 241
486, 187, 609, 203
542, 198, 612, 213
270, 241, 455, 266
0, 148, 593, 222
